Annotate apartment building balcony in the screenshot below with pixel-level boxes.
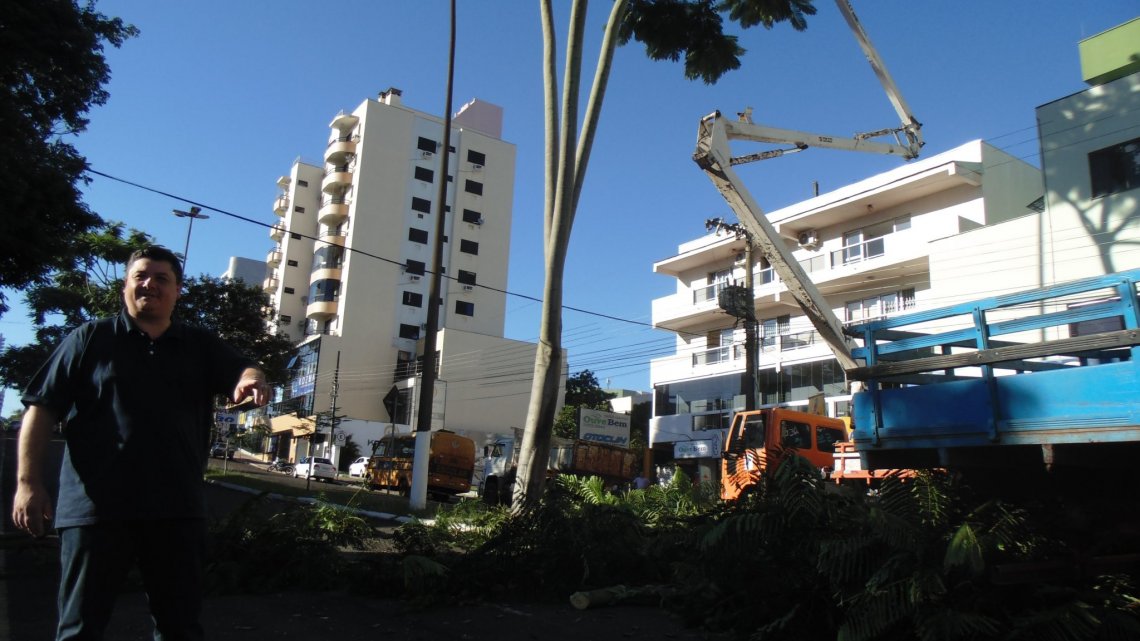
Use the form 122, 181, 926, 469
266, 248, 282, 267
309, 266, 342, 286
273, 195, 289, 216
262, 275, 279, 291
269, 221, 285, 241
324, 136, 357, 165
318, 197, 349, 226
317, 229, 347, 247
306, 299, 338, 320
329, 111, 359, 131
321, 166, 352, 194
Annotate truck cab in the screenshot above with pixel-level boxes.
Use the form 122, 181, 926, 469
720, 408, 848, 501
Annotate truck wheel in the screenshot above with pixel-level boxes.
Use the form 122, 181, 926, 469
482, 478, 501, 505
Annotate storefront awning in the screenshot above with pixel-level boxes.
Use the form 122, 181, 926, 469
269, 414, 315, 436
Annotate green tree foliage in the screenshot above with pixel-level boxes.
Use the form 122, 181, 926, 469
0, 224, 295, 389
176, 276, 295, 384
0, 0, 137, 315
553, 369, 614, 438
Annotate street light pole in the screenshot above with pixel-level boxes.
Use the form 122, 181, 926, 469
172, 206, 210, 270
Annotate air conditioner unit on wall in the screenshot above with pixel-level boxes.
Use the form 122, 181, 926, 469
471, 163, 483, 171
797, 229, 820, 248
421, 150, 434, 159
462, 285, 473, 291
409, 274, 421, 281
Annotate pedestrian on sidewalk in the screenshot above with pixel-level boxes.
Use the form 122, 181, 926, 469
10, 245, 270, 641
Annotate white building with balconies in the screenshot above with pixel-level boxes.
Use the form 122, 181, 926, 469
649, 140, 1045, 480
261, 88, 552, 463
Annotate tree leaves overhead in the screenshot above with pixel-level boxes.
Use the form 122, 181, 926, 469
0, 0, 138, 314
617, 0, 817, 84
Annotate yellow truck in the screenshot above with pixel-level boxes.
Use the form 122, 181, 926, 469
364, 430, 475, 501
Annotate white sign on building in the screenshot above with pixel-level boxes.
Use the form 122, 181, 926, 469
674, 439, 717, 459
578, 408, 631, 446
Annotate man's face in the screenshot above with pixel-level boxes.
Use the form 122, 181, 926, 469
123, 257, 180, 322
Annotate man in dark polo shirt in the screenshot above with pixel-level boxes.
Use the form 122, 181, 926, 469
11, 245, 270, 641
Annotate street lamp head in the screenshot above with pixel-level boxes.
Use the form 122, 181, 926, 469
173, 206, 209, 220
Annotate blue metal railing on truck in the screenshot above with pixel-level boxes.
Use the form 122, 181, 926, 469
844, 269, 1140, 471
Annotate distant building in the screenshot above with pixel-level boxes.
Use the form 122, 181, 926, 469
221, 257, 267, 287
648, 18, 1140, 482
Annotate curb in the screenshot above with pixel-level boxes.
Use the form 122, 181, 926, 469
205, 479, 425, 525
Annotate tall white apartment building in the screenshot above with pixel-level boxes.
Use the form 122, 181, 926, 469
648, 18, 1140, 483
262, 88, 518, 441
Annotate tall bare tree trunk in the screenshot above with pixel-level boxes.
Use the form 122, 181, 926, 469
514, 0, 629, 511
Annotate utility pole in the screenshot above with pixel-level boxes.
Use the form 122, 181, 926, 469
707, 218, 759, 411
411, 0, 456, 511
172, 206, 210, 270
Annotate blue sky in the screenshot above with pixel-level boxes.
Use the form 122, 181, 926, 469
2, 1, 1137, 414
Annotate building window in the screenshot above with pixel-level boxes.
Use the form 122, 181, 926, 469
287, 260, 299, 267
297, 180, 309, 188
462, 209, 483, 224
313, 245, 344, 270
308, 279, 340, 303
291, 232, 302, 239
1090, 137, 1140, 198
411, 197, 432, 214
405, 259, 426, 276
464, 179, 483, 196
402, 291, 423, 307
399, 323, 420, 340
284, 287, 295, 295
467, 149, 486, 166
294, 206, 306, 213
455, 300, 474, 316
845, 288, 916, 323
414, 166, 434, 183
417, 137, 437, 153
457, 270, 476, 285
280, 315, 292, 324
408, 227, 429, 244
460, 239, 479, 255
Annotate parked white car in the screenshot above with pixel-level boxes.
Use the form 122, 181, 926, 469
348, 456, 369, 477
293, 456, 337, 482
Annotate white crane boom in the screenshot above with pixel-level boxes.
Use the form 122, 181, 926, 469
692, 0, 923, 373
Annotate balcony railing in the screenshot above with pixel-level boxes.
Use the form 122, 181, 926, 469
693, 280, 729, 305
692, 343, 744, 367
760, 330, 823, 353
831, 237, 886, 267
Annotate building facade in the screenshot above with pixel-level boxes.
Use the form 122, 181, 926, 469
260, 89, 529, 462
647, 19, 1140, 484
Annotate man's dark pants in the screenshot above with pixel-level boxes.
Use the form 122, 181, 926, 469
56, 519, 206, 641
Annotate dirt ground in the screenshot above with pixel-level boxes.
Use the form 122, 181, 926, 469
3, 473, 723, 641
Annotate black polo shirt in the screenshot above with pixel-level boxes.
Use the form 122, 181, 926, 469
22, 310, 254, 528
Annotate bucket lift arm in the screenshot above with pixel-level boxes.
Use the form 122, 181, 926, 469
692, 0, 923, 373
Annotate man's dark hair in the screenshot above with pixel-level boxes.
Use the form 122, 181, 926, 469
126, 246, 184, 284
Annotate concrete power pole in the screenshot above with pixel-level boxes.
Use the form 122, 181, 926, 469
707, 218, 759, 411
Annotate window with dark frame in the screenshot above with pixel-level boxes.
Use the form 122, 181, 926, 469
462, 209, 482, 224
294, 206, 306, 213
402, 291, 423, 307
297, 180, 309, 187
460, 239, 479, 255
464, 179, 483, 196
287, 260, 298, 267
1090, 137, 1140, 198
291, 233, 302, 239
414, 166, 434, 183
455, 300, 474, 316
408, 228, 429, 244
405, 259, 426, 275
467, 150, 486, 165
411, 197, 432, 214
280, 315, 292, 324
458, 270, 476, 285
284, 287, 295, 295
417, 137, 437, 153
399, 323, 420, 340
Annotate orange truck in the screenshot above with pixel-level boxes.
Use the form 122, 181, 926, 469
720, 407, 849, 501
364, 430, 476, 501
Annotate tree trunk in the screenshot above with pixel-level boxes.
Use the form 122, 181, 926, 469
514, 0, 628, 511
